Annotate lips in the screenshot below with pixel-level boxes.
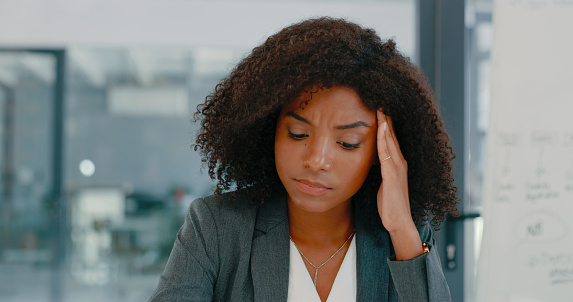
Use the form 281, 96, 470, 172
294, 179, 331, 195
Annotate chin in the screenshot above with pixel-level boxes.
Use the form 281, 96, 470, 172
287, 194, 350, 213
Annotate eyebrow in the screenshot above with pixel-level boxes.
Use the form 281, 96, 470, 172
285, 111, 370, 129
335, 121, 370, 129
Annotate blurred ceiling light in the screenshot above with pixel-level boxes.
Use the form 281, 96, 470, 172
79, 159, 95, 177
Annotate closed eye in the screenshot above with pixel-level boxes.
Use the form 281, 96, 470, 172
338, 142, 360, 149
288, 131, 360, 149
288, 131, 308, 140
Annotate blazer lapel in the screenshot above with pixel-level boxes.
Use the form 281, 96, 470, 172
355, 201, 391, 302
251, 192, 290, 302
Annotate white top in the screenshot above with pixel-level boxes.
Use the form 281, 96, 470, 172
287, 237, 357, 302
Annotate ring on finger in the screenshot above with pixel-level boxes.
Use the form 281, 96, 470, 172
380, 155, 392, 162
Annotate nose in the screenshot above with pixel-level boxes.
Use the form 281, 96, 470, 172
303, 136, 332, 172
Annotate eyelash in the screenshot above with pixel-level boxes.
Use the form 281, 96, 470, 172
287, 131, 308, 140
339, 142, 360, 149
287, 131, 360, 150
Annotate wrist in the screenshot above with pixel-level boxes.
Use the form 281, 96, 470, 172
386, 219, 417, 237
388, 222, 424, 261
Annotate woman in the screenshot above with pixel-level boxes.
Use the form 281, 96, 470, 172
149, 17, 458, 302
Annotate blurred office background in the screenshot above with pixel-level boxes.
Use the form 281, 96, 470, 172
0, 0, 492, 301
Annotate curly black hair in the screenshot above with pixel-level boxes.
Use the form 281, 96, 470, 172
194, 17, 459, 228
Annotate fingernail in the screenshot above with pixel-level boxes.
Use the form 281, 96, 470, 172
382, 121, 388, 131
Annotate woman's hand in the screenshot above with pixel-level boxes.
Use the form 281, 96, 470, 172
376, 110, 424, 260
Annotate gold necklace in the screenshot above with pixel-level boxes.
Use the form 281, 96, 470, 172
289, 230, 355, 288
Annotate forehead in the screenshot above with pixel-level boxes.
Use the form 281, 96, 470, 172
282, 86, 374, 119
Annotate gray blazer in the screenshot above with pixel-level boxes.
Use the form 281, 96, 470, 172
148, 191, 452, 302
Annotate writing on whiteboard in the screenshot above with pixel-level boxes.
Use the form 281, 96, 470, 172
514, 212, 567, 243
526, 252, 573, 285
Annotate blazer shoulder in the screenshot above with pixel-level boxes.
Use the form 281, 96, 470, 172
193, 190, 257, 217
187, 191, 258, 240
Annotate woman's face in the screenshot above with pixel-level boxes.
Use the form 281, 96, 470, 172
275, 86, 378, 213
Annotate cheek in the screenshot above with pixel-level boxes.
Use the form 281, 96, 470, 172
338, 143, 376, 185
342, 153, 374, 176
274, 135, 297, 176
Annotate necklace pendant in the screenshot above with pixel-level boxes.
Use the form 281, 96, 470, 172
313, 269, 318, 287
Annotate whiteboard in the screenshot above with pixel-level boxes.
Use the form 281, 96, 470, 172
477, 1, 573, 301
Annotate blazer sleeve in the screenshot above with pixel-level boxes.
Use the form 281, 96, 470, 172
386, 225, 452, 302
148, 198, 218, 302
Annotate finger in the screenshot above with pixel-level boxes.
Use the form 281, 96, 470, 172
386, 115, 399, 148
385, 115, 406, 163
376, 110, 390, 160
376, 111, 397, 168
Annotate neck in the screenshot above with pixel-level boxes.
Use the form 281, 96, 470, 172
288, 198, 354, 245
